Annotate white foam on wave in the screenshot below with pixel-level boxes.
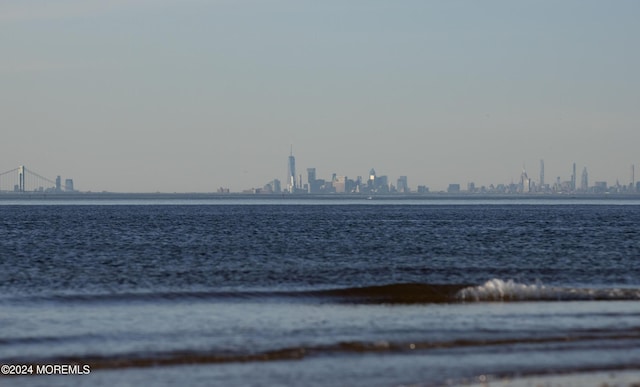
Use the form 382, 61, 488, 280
457, 279, 556, 302
456, 279, 640, 302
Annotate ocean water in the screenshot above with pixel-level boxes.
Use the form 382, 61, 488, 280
1, 200, 640, 386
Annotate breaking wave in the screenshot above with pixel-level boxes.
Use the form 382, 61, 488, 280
5, 279, 640, 305
456, 279, 640, 302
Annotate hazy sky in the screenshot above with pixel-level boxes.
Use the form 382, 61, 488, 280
2, 0, 639, 192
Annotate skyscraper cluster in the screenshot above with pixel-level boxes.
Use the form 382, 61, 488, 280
254, 152, 640, 196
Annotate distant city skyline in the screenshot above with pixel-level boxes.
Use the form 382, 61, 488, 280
239, 149, 638, 195
2, 154, 639, 194
2, 1, 639, 193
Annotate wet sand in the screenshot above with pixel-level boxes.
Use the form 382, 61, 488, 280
5, 366, 640, 387
459, 370, 640, 387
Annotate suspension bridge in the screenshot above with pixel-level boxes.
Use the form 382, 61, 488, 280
0, 166, 74, 193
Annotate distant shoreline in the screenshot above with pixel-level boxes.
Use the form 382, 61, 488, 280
1, 191, 640, 201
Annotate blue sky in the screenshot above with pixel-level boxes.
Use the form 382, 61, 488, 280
2, 0, 639, 192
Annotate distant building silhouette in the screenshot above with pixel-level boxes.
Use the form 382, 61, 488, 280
397, 176, 409, 193
581, 167, 589, 191
287, 147, 296, 193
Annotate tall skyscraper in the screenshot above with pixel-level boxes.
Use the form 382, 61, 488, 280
581, 167, 589, 191
571, 163, 577, 191
307, 168, 316, 184
520, 167, 531, 193
368, 168, 376, 187
287, 146, 296, 193
539, 159, 545, 188
65, 179, 74, 192
397, 176, 408, 193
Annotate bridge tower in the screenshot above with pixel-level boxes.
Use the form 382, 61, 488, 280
18, 165, 25, 192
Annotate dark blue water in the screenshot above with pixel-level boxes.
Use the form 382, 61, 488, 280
1, 201, 640, 386
2, 203, 639, 294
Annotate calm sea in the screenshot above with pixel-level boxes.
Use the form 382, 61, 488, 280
1, 199, 640, 386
